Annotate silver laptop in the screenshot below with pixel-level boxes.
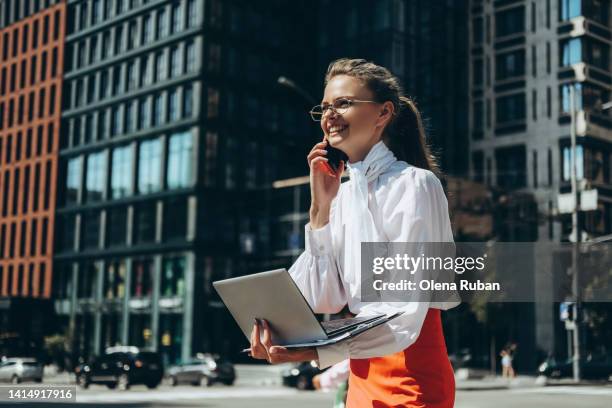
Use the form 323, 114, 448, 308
213, 268, 403, 349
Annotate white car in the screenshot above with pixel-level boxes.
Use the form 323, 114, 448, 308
0, 358, 43, 384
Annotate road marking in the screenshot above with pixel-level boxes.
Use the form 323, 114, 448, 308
76, 387, 303, 403
512, 386, 612, 396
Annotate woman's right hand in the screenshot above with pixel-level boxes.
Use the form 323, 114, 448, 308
307, 138, 344, 229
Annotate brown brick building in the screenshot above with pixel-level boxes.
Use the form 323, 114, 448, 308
0, 1, 66, 352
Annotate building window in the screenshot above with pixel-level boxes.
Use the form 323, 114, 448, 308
186, 41, 196, 72
168, 88, 179, 121
131, 258, 154, 297
171, 1, 183, 33
86, 151, 107, 202
138, 138, 162, 193
495, 50, 525, 80
111, 145, 133, 198
115, 25, 124, 54
127, 61, 137, 90
183, 85, 193, 117
495, 145, 527, 189
473, 17, 483, 44
155, 51, 166, 81
142, 55, 152, 85
139, 97, 151, 128
127, 100, 137, 132
128, 21, 138, 50
560, 0, 581, 21
187, 0, 199, 28
66, 156, 82, 205
207, 88, 219, 118
473, 100, 484, 139
105, 208, 126, 249
143, 14, 153, 43
204, 131, 218, 187
161, 256, 185, 297
496, 93, 526, 124
157, 8, 168, 38
111, 105, 123, 136
495, 6, 525, 38
167, 131, 193, 189
584, 37, 609, 71
82, 210, 101, 249
560, 38, 581, 66
153, 93, 164, 126
163, 197, 187, 241
135, 201, 157, 244
473, 59, 483, 86
104, 260, 126, 299
170, 47, 181, 77
562, 144, 584, 181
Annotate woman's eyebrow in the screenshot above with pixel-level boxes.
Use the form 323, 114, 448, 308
320, 95, 353, 105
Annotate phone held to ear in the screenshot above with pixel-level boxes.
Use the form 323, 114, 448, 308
321, 136, 347, 177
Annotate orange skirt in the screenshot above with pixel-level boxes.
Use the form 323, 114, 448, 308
346, 308, 455, 408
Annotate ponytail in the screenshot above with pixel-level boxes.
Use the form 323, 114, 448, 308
383, 96, 440, 176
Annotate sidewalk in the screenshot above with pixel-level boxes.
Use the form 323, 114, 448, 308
455, 375, 539, 391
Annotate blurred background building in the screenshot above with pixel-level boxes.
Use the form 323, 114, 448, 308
0, 0, 609, 374
0, 0, 66, 358
468, 0, 611, 369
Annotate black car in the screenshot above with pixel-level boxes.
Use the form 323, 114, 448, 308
282, 361, 322, 390
75, 347, 163, 390
166, 354, 235, 386
538, 354, 612, 381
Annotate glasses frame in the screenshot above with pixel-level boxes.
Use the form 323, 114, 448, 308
309, 97, 381, 121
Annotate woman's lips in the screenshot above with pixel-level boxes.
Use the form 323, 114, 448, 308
329, 124, 349, 136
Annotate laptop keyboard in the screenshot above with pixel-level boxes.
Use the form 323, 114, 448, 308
321, 315, 383, 334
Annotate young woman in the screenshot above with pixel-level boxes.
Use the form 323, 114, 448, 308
249, 58, 459, 407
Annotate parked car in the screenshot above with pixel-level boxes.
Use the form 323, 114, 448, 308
282, 360, 322, 390
166, 354, 235, 386
538, 353, 612, 381
0, 357, 43, 384
75, 347, 163, 390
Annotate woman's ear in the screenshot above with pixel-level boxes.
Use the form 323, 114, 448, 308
377, 101, 395, 128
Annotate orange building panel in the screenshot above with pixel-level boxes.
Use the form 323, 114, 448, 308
0, 2, 66, 299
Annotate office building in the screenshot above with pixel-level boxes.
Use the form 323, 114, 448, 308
0, 1, 66, 354
468, 0, 611, 365
53, 0, 318, 364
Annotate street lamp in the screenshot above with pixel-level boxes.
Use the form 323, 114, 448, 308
568, 82, 581, 382
277, 76, 317, 105
276, 76, 317, 263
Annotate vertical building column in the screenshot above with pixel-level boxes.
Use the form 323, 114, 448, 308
182, 252, 195, 361
121, 258, 132, 345
69, 262, 79, 356
93, 260, 105, 354
150, 255, 162, 350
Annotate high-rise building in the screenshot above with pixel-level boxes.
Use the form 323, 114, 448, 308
53, 0, 318, 364
0, 0, 66, 354
468, 0, 611, 363
316, 0, 470, 176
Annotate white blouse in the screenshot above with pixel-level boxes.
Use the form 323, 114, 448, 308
288, 159, 460, 369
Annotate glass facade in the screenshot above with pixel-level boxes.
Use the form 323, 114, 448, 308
167, 131, 194, 189
138, 138, 162, 194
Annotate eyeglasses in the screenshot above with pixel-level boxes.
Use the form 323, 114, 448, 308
309, 97, 380, 121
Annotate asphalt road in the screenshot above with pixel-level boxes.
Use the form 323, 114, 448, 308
1, 383, 611, 407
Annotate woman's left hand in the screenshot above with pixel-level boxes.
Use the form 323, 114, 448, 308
249, 319, 318, 364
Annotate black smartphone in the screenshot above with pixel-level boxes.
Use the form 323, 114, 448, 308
322, 140, 348, 176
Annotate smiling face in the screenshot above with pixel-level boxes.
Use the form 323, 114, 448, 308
320, 75, 394, 163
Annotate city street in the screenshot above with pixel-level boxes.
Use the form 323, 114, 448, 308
2, 383, 612, 407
